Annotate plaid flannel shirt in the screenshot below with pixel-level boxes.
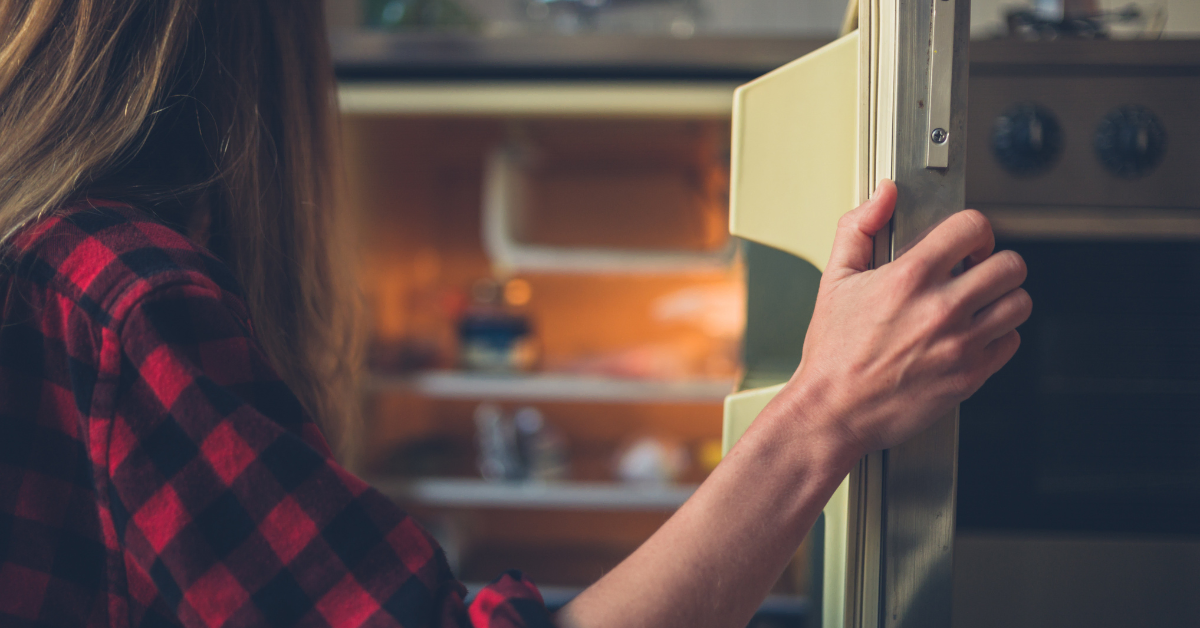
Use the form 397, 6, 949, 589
0, 201, 553, 628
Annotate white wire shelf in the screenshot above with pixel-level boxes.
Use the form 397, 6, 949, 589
366, 370, 734, 403
370, 476, 698, 511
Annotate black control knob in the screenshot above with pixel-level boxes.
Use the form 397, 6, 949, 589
1094, 105, 1167, 179
991, 103, 1064, 177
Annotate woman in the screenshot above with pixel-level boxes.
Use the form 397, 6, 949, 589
0, 1, 1031, 627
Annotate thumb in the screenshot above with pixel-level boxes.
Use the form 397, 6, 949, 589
825, 179, 897, 277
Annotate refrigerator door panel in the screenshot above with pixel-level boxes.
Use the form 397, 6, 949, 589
729, 32, 859, 273
724, 31, 861, 628
723, 384, 856, 628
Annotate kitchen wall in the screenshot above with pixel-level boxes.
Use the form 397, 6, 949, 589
329, 0, 1200, 38
325, 0, 847, 35
695, 0, 843, 36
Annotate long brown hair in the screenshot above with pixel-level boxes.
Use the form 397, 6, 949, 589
0, 0, 362, 460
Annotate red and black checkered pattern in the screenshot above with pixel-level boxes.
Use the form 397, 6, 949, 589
0, 201, 553, 628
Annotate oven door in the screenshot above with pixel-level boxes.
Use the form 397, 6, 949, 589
952, 232, 1200, 628
953, 41, 1200, 627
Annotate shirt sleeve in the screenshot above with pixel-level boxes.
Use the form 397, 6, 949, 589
107, 277, 553, 628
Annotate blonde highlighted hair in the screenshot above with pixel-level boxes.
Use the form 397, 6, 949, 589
0, 0, 361, 460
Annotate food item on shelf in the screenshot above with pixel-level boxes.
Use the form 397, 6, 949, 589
614, 437, 689, 485
696, 438, 724, 474
475, 403, 568, 482
474, 403, 521, 481
513, 406, 569, 482
458, 278, 539, 372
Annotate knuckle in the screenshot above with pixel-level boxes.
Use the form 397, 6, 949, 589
934, 337, 968, 370
944, 369, 974, 398
958, 209, 992, 237
949, 359, 985, 396
931, 293, 959, 324
948, 337, 971, 364
955, 371, 981, 397
897, 256, 930, 287
997, 250, 1028, 281
1013, 288, 1033, 315
837, 210, 859, 230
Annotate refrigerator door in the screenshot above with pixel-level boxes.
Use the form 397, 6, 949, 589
724, 1, 971, 627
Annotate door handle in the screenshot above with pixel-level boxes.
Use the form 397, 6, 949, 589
926, 0, 955, 169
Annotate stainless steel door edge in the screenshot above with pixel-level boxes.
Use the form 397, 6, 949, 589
879, 0, 969, 626
846, 1, 970, 628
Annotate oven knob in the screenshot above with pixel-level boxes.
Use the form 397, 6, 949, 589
991, 103, 1063, 177
1094, 105, 1167, 179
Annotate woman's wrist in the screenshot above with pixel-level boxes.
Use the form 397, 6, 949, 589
773, 370, 865, 475
722, 374, 863, 529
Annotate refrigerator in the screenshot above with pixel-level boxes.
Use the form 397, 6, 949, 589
722, 2, 970, 628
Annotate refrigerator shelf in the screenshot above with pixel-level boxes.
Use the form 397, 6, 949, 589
330, 31, 827, 82
369, 476, 697, 511
337, 81, 739, 117
460, 581, 808, 616
366, 371, 734, 404
460, 582, 808, 617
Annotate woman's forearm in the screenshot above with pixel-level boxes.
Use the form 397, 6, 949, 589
556, 381, 858, 628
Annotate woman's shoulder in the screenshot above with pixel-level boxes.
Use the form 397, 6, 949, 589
5, 200, 244, 327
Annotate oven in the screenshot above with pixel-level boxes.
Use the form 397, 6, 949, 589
953, 39, 1200, 628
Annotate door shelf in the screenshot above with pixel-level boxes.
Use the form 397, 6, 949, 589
366, 371, 734, 404
369, 477, 697, 511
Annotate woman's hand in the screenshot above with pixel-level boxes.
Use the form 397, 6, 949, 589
781, 179, 1032, 457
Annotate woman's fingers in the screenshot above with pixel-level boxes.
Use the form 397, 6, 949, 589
971, 287, 1032, 345
961, 214, 998, 271
950, 249, 1028, 316
906, 209, 996, 279
976, 329, 1022, 382
825, 179, 897, 277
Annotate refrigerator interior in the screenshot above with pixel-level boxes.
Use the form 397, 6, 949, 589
339, 111, 813, 604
